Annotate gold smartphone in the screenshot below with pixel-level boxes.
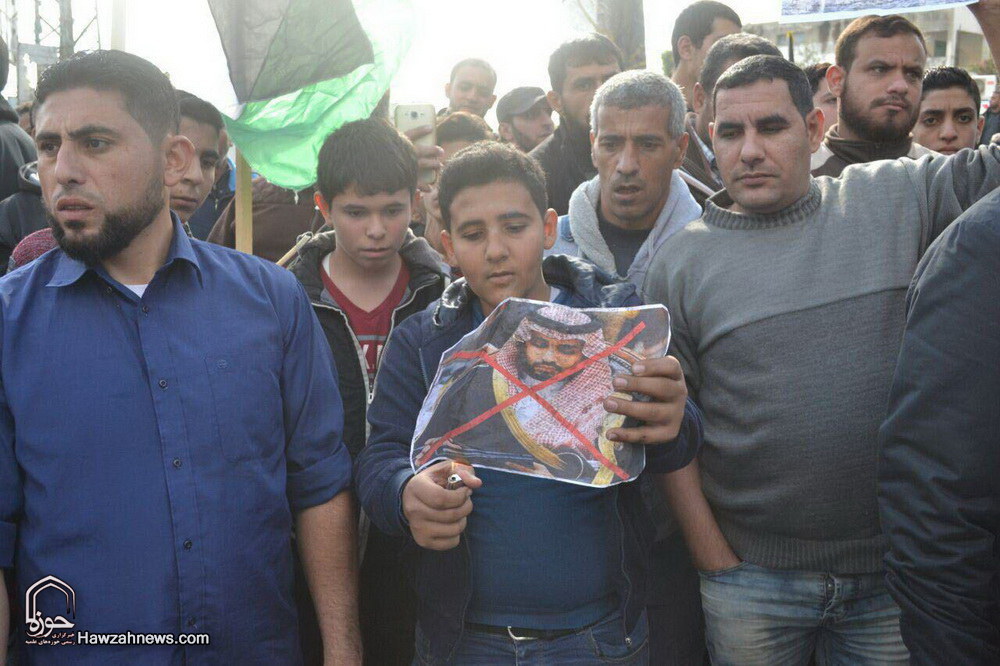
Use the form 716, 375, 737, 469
394, 103, 438, 185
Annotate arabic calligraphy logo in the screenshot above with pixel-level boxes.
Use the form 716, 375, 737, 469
24, 575, 76, 639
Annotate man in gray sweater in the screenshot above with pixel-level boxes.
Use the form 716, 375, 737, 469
643, 49, 1000, 665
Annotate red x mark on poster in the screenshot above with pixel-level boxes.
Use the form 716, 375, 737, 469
416, 321, 647, 481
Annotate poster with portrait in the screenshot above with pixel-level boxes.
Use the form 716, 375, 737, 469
411, 298, 671, 487
781, 0, 973, 23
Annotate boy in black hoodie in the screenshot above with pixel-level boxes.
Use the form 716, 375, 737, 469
289, 118, 447, 665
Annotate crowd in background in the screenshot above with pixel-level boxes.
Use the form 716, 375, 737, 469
1, 1, 1000, 665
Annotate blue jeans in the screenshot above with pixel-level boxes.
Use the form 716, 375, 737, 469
699, 562, 907, 666
412, 611, 648, 665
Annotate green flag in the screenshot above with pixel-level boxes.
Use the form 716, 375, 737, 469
221, 0, 413, 190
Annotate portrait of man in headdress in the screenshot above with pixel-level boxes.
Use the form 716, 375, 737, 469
412, 300, 664, 486
490, 305, 628, 484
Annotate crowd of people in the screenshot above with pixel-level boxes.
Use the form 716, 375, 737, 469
1, 0, 1000, 664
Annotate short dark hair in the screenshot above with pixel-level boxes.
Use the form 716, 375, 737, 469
437, 111, 496, 145
713, 54, 814, 119
700, 33, 782, 94
35, 50, 179, 142
672, 1, 742, 66
548, 33, 624, 94
835, 15, 926, 72
176, 91, 225, 132
449, 58, 497, 88
922, 66, 981, 111
804, 62, 831, 94
437, 142, 547, 231
315, 117, 418, 203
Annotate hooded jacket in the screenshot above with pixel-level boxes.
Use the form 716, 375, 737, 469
355, 254, 703, 661
0, 161, 45, 273
0, 98, 35, 205
549, 171, 702, 289
288, 229, 447, 457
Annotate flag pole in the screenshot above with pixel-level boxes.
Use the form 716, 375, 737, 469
234, 149, 253, 255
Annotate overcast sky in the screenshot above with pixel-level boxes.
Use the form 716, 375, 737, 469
4, 0, 786, 124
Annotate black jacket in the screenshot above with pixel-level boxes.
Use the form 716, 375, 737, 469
0, 101, 35, 204
0, 161, 45, 274
878, 189, 1000, 664
288, 230, 447, 457
529, 120, 595, 216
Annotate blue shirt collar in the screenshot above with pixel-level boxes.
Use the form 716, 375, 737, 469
47, 213, 203, 288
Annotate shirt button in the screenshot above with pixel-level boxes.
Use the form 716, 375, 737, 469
187, 617, 197, 628
172, 458, 182, 468
141, 305, 150, 314
183, 539, 193, 550
105, 286, 113, 294
158, 379, 168, 389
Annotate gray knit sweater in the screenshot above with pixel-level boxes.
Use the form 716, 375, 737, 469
643, 146, 1000, 573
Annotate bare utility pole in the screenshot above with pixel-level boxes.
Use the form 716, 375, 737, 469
9, 0, 18, 79
111, 0, 125, 50
58, 0, 72, 60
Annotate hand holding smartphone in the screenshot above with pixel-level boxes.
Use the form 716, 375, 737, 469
394, 104, 439, 186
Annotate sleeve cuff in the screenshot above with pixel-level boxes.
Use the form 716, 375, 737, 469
392, 468, 415, 534
287, 445, 353, 513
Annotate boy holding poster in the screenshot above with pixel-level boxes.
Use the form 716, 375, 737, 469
355, 142, 703, 665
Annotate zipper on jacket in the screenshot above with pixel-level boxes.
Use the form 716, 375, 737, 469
312, 302, 372, 401
312, 279, 433, 399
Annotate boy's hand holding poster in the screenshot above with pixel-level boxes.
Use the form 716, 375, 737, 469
410, 298, 670, 487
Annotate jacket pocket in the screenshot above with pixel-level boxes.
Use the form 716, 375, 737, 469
204, 351, 283, 462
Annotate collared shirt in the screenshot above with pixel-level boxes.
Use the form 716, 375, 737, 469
0, 216, 351, 665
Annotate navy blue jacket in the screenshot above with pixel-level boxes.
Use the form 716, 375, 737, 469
356, 254, 703, 661
879, 190, 1000, 664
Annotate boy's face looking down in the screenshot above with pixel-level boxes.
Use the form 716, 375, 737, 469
169, 117, 221, 221
440, 180, 557, 315
316, 185, 414, 271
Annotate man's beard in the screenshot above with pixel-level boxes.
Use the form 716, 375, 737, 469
516, 343, 578, 382
839, 78, 917, 144
49, 173, 165, 266
511, 124, 541, 152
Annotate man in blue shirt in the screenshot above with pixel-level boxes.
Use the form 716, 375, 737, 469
0, 50, 359, 664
